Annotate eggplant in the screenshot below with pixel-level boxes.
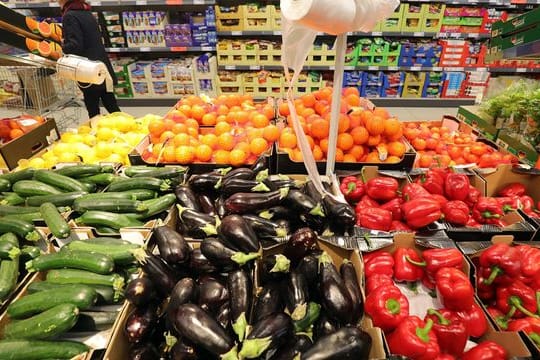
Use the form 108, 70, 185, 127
299, 213, 326, 234
221, 178, 270, 197
294, 301, 321, 333
283, 227, 318, 265
218, 215, 260, 253
259, 205, 294, 220
200, 237, 260, 268
167, 277, 197, 323
314, 314, 340, 341
302, 180, 324, 203
296, 254, 319, 288
189, 248, 218, 274
242, 214, 289, 240
125, 305, 158, 343
197, 275, 229, 314
129, 343, 160, 360
132, 249, 176, 297
198, 194, 216, 217
319, 252, 353, 325
261, 254, 291, 283
216, 301, 231, 331
174, 185, 201, 212
285, 189, 325, 217
250, 155, 268, 175
154, 225, 191, 264
168, 339, 199, 360
264, 176, 299, 191
253, 283, 283, 322
284, 270, 309, 321
188, 173, 223, 193
340, 260, 363, 325
271, 334, 313, 360
227, 268, 252, 341
124, 277, 156, 307
177, 206, 218, 238
301, 327, 372, 360
215, 196, 228, 218
224, 167, 255, 181
224, 188, 289, 214
238, 313, 293, 359
174, 303, 237, 358
322, 194, 356, 228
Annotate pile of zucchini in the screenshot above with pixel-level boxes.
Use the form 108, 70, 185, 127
0, 237, 142, 359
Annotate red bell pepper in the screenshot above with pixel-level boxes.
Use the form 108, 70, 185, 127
435, 355, 455, 360
365, 177, 399, 202
487, 307, 509, 330
425, 308, 468, 357
394, 248, 424, 282
455, 302, 488, 337
431, 194, 448, 208
481, 266, 513, 287
402, 183, 431, 201
498, 182, 527, 198
495, 196, 520, 213
387, 316, 440, 360
402, 197, 442, 229
444, 173, 470, 201
365, 285, 409, 332
421, 248, 463, 277
355, 195, 379, 211
461, 341, 507, 360
417, 169, 446, 196
465, 185, 481, 208
363, 250, 394, 278
477, 273, 495, 302
516, 245, 540, 278
390, 220, 412, 232
531, 273, 540, 292
466, 217, 482, 228
365, 274, 394, 294
479, 243, 521, 285
472, 197, 504, 225
340, 176, 365, 203
356, 207, 393, 231
435, 267, 474, 311
442, 200, 470, 226
380, 197, 403, 221
520, 195, 535, 213
422, 274, 436, 290
496, 280, 539, 319
507, 317, 540, 346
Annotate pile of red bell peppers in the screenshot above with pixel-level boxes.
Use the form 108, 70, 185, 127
341, 170, 539, 232
363, 246, 507, 360
475, 243, 540, 348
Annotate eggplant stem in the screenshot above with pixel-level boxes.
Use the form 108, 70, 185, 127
214, 177, 223, 190
279, 187, 289, 200
232, 312, 248, 341
163, 332, 177, 352
217, 167, 232, 175
176, 204, 187, 217
252, 182, 270, 193
255, 169, 269, 182
231, 251, 260, 266
221, 345, 238, 360
309, 203, 326, 217
259, 210, 272, 220
238, 336, 272, 359
201, 223, 218, 236
275, 226, 288, 238
318, 251, 333, 272
290, 302, 308, 321
131, 248, 148, 264
270, 254, 290, 273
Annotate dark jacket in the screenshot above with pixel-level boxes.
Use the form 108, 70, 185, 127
62, 10, 117, 84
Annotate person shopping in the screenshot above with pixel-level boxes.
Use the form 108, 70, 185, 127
58, 0, 121, 118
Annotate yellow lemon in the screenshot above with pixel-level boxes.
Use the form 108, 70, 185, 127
107, 153, 124, 163
28, 157, 46, 169
96, 127, 115, 141
17, 159, 30, 169
95, 142, 112, 159
82, 134, 96, 146
58, 152, 80, 162
77, 125, 92, 134
52, 143, 70, 156
43, 157, 59, 168
60, 132, 74, 143
41, 151, 56, 161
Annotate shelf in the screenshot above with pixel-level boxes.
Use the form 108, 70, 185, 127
217, 31, 490, 40
6, 0, 215, 8
218, 65, 539, 73
489, 39, 540, 61
106, 46, 214, 53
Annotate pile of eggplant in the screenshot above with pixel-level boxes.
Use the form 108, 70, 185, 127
123, 217, 372, 359
175, 160, 356, 244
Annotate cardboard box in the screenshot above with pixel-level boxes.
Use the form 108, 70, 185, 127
492, 6, 540, 37
456, 105, 498, 141
0, 118, 59, 170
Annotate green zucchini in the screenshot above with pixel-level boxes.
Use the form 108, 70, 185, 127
20, 246, 40, 261
27, 281, 119, 305
33, 170, 88, 193
3, 212, 42, 223
65, 240, 139, 265
76, 191, 136, 202
107, 177, 170, 192
95, 227, 119, 235
12, 181, 62, 197
54, 164, 104, 178
0, 241, 20, 260
0, 339, 88, 360
123, 166, 155, 177
84, 237, 132, 245
0, 255, 19, 301
0, 218, 40, 241
0, 233, 19, 247
7, 285, 97, 319
72, 310, 118, 332
25, 191, 87, 207
0, 168, 35, 184
0, 179, 9, 193
0, 193, 25, 206
74, 211, 144, 230
0, 205, 42, 216
121, 189, 157, 200
131, 166, 187, 179
136, 193, 176, 220
79, 181, 97, 193
45, 269, 124, 295
79, 173, 119, 186
39, 203, 70, 239
73, 198, 147, 213
26, 249, 114, 274
4, 303, 79, 339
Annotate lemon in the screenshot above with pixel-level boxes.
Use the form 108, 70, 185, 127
78, 125, 92, 134
60, 132, 74, 143
107, 153, 124, 163
28, 157, 46, 169
96, 127, 115, 141
112, 143, 132, 157
95, 142, 112, 159
17, 159, 30, 169
97, 117, 114, 129
42, 151, 56, 161
58, 152, 80, 162
52, 143, 70, 156
82, 134, 96, 146
115, 117, 133, 133
43, 157, 59, 168
64, 134, 84, 144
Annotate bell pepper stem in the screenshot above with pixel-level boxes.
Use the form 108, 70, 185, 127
505, 306, 517, 320
495, 315, 509, 330
483, 266, 502, 285
482, 211, 501, 219
416, 318, 434, 343
536, 292, 540, 315
427, 309, 450, 326
528, 332, 540, 347
386, 298, 401, 315
509, 296, 540, 318
405, 255, 427, 267
347, 181, 356, 194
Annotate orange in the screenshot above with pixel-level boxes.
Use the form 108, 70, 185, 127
172, 123, 187, 135
348, 145, 365, 161
185, 118, 199, 130
173, 133, 190, 147
186, 127, 199, 138
343, 87, 360, 97
279, 132, 297, 149
159, 131, 175, 144
343, 154, 357, 163
359, 110, 374, 125
201, 133, 218, 149
334, 148, 344, 162
229, 149, 248, 167
236, 111, 250, 124
175, 145, 195, 163
252, 113, 270, 128
313, 145, 324, 161
250, 138, 269, 156
214, 150, 230, 164
235, 142, 251, 154
305, 135, 315, 150
387, 141, 406, 157
278, 102, 290, 117
163, 118, 175, 131
195, 144, 213, 162
291, 149, 303, 162
148, 119, 165, 136
311, 118, 329, 140
412, 138, 427, 151
218, 133, 235, 151
365, 152, 381, 163
338, 114, 350, 133
373, 107, 390, 119
367, 135, 381, 147
216, 105, 229, 116
301, 94, 317, 108
201, 113, 217, 126
383, 117, 401, 137
215, 122, 231, 136
418, 154, 433, 168
337, 133, 354, 151
9, 128, 24, 139
320, 138, 329, 154
178, 105, 192, 118
351, 126, 369, 145
386, 156, 401, 163
262, 105, 274, 120
151, 143, 163, 157
162, 146, 176, 162
345, 93, 361, 107
366, 116, 385, 136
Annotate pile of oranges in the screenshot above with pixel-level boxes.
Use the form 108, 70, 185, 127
141, 94, 280, 166
277, 87, 408, 164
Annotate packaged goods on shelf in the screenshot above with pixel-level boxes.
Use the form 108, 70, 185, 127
122, 11, 168, 31
377, 3, 403, 32
422, 72, 445, 98
215, 5, 245, 31
402, 72, 427, 98
257, 40, 281, 66
402, 4, 424, 32
421, 3, 445, 32
381, 72, 405, 98
442, 72, 467, 98
243, 3, 274, 31
192, 54, 218, 98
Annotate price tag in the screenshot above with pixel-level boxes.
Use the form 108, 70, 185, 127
249, 65, 260, 70
516, 68, 527, 72
388, 66, 398, 71
470, 33, 480, 38
432, 67, 443, 71
193, 0, 205, 4
136, 0, 147, 5
368, 66, 378, 71
230, 31, 242, 36
140, 47, 151, 52
225, 66, 235, 70
166, 0, 182, 5
476, 67, 488, 72
372, 32, 383, 36
450, 33, 461, 38
413, 32, 425, 37
273, 31, 282, 35
170, 47, 187, 52
49, 2, 58, 7
410, 66, 421, 71
108, 48, 120, 53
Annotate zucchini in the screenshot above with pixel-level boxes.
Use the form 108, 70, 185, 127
0, 218, 40, 241
73, 198, 147, 213
39, 203, 70, 239
12, 181, 62, 197
0, 193, 25, 206
26, 249, 114, 275
7, 285, 97, 319
25, 191, 87, 207
33, 170, 87, 193
123, 166, 155, 177
0, 168, 35, 184
107, 177, 170, 192
0, 233, 18, 247
79, 173, 119, 186
74, 211, 144, 230
65, 240, 139, 265
0, 241, 20, 260
95, 227, 119, 235
0, 339, 88, 360
4, 303, 79, 339
121, 189, 157, 200
0, 179, 9, 193
45, 269, 125, 298
76, 192, 138, 202
136, 193, 176, 220
3, 212, 42, 223
0, 205, 42, 216
72, 311, 118, 332
27, 281, 119, 305
84, 237, 132, 245
79, 181, 97, 193
132, 166, 187, 179
0, 255, 19, 301
20, 246, 40, 261
54, 164, 104, 178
